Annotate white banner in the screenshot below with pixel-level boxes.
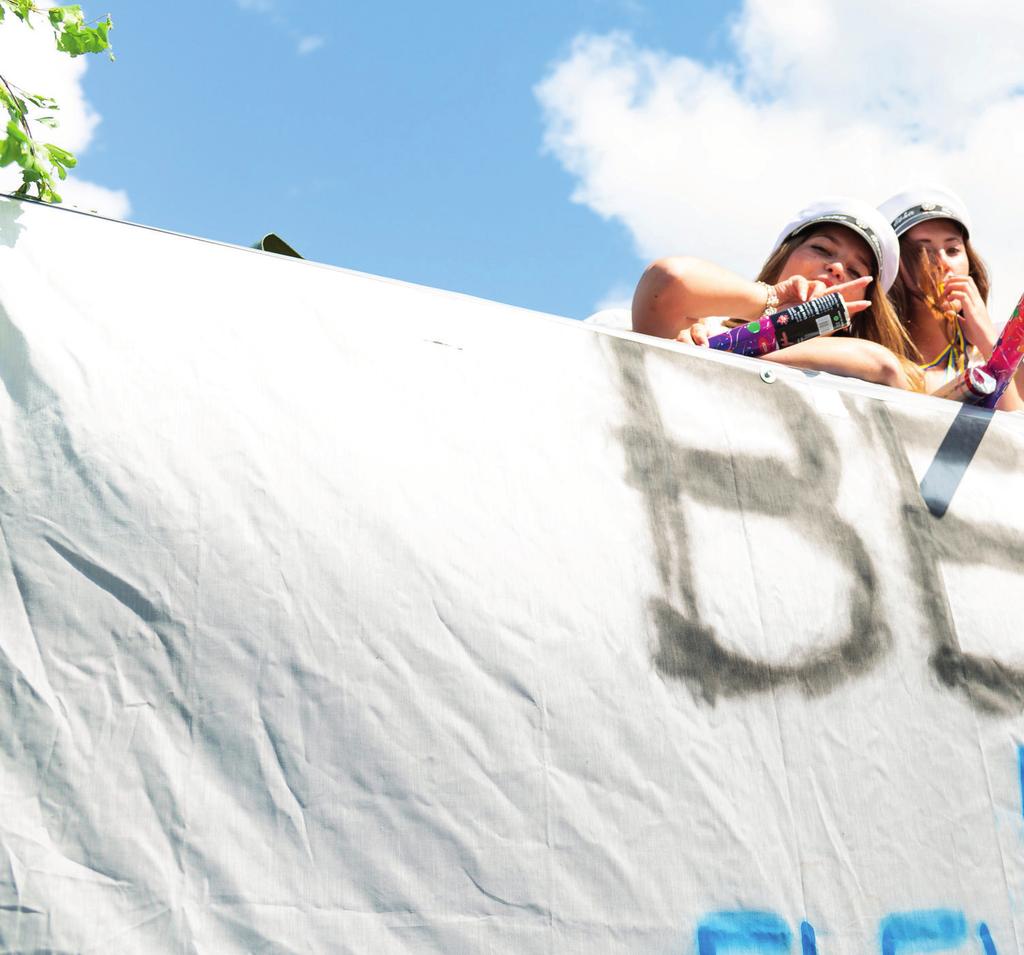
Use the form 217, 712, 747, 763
2, 196, 1024, 953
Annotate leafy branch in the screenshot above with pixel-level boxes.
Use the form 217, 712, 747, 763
0, 2, 113, 202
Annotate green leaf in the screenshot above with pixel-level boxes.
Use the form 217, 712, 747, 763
23, 92, 60, 110
8, 0, 35, 23
0, 3, 116, 202
44, 142, 76, 167
50, 7, 113, 57
0, 134, 24, 167
47, 5, 84, 29
4, 118, 29, 145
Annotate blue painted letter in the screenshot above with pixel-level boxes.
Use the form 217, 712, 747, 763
697, 911, 792, 955
800, 920, 818, 955
1018, 744, 1024, 818
879, 910, 966, 955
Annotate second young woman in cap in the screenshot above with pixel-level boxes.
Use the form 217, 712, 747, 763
880, 186, 1023, 410
632, 197, 922, 389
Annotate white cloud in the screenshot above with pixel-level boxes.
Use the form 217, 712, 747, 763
536, 3, 1024, 320
0, 14, 130, 218
55, 177, 131, 219
297, 35, 325, 56
594, 282, 633, 312
235, 0, 325, 56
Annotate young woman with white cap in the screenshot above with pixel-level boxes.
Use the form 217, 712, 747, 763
879, 186, 1023, 410
632, 197, 921, 390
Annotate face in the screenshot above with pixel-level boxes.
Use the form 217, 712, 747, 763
902, 218, 968, 277
779, 227, 874, 287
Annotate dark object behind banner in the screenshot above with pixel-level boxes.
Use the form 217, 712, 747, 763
253, 233, 304, 259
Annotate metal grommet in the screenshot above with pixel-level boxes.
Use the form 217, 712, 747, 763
759, 367, 776, 384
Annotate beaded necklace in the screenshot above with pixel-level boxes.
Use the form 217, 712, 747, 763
918, 321, 967, 383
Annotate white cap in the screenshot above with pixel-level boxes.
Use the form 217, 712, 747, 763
771, 197, 901, 292
878, 185, 972, 239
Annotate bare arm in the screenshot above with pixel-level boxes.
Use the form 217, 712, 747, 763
632, 256, 873, 340
631, 257, 768, 339
761, 337, 912, 390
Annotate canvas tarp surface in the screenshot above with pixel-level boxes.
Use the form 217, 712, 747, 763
2, 196, 1024, 953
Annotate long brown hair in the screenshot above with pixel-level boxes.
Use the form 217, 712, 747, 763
889, 226, 990, 333
753, 228, 924, 391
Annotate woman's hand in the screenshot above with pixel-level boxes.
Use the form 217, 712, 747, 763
675, 321, 710, 347
942, 274, 997, 356
676, 316, 915, 391
772, 275, 873, 316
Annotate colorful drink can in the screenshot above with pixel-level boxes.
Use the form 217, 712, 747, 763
707, 292, 851, 357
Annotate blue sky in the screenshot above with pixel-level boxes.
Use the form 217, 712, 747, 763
72, 1, 740, 319
6, 1, 1024, 321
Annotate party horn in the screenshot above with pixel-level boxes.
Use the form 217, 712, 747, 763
930, 366, 996, 403
979, 290, 1024, 409
707, 292, 851, 357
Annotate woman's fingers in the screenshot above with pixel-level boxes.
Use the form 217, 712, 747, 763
942, 282, 971, 299
846, 300, 871, 315
942, 276, 978, 302
777, 274, 873, 309
806, 280, 829, 301
675, 320, 709, 347
827, 275, 874, 302
941, 280, 969, 313
774, 275, 811, 307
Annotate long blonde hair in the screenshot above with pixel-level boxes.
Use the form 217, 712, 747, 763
755, 228, 924, 391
